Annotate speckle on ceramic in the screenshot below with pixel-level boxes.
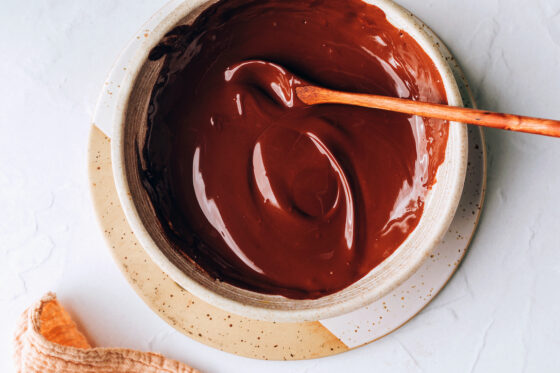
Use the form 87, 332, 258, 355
87, 124, 485, 359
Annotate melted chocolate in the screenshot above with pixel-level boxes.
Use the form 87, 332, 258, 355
142, 0, 448, 299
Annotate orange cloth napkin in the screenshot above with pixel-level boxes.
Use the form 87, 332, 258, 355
13, 293, 199, 373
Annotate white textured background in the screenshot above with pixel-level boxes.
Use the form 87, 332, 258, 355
1, 0, 560, 371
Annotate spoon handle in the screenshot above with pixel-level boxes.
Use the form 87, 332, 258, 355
296, 86, 560, 138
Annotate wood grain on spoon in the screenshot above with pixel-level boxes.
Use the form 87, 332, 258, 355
296, 86, 560, 138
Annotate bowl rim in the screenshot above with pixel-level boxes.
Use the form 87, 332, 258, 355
111, 0, 468, 322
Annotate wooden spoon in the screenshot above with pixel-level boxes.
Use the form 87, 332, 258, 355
296, 86, 560, 138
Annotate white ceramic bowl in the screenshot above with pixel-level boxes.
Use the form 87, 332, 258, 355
111, 0, 468, 322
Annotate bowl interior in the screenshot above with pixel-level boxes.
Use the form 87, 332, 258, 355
113, 0, 467, 322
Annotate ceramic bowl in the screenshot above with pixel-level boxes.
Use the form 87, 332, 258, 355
111, 0, 468, 322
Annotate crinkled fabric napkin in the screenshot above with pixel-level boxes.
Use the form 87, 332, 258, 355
14, 293, 199, 373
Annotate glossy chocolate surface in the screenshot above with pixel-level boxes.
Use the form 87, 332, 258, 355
142, 0, 448, 299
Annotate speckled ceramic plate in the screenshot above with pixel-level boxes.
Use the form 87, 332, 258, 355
88, 0, 486, 360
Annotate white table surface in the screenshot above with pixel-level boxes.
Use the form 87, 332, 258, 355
1, 0, 560, 371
